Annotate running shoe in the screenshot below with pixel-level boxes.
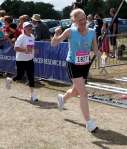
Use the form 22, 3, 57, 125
57, 94, 64, 111
31, 95, 38, 102
6, 77, 12, 89
86, 119, 97, 133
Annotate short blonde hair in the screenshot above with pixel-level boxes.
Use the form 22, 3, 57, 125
19, 15, 29, 22
70, 8, 85, 22
0, 10, 6, 17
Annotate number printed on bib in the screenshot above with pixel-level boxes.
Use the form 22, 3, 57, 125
75, 51, 90, 65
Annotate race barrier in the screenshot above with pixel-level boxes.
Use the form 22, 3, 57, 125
87, 82, 127, 109
98, 33, 127, 70
0, 38, 127, 83
87, 82, 127, 94
88, 95, 127, 109
0, 40, 70, 83
114, 77, 127, 82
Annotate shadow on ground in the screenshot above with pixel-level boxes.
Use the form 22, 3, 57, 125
42, 79, 71, 87
64, 118, 127, 149
10, 96, 58, 109
64, 119, 85, 127
92, 128, 127, 149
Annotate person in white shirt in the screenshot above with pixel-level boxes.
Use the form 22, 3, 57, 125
6, 22, 38, 102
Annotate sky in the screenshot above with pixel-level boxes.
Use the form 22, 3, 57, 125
38, 0, 75, 10
0, 0, 75, 10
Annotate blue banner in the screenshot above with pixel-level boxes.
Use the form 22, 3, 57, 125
0, 40, 16, 74
0, 40, 71, 83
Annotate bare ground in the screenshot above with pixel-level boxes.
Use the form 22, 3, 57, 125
0, 65, 127, 149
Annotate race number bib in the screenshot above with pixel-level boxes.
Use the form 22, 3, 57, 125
75, 51, 90, 65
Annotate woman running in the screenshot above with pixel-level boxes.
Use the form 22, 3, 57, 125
51, 8, 98, 132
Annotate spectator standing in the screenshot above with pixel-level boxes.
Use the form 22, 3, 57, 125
109, 8, 118, 58
6, 22, 38, 102
31, 14, 50, 41
100, 22, 110, 55
51, 8, 98, 132
3, 15, 13, 39
94, 13, 103, 39
72, 0, 85, 9
0, 9, 6, 22
0, 21, 4, 49
0, 10, 6, 49
9, 23, 21, 43
17, 15, 29, 34
87, 14, 95, 29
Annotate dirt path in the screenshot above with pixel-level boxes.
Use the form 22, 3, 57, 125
0, 70, 127, 149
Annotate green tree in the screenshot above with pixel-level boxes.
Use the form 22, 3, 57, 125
0, 0, 61, 19
85, 0, 105, 17
18, 1, 34, 17
1, 0, 23, 17
34, 2, 61, 19
1, 0, 127, 19
105, 0, 127, 18
62, 6, 72, 19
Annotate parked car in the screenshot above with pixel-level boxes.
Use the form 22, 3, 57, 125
60, 19, 72, 30
49, 19, 72, 36
103, 18, 127, 33
42, 19, 60, 29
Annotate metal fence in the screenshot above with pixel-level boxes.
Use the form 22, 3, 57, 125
91, 33, 127, 69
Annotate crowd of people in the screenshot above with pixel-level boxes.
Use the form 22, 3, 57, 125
0, 10, 50, 45
0, 7, 121, 133
0, 8, 118, 57
86, 9, 118, 58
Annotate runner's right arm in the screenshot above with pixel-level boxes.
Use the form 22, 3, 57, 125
51, 27, 70, 47
15, 47, 29, 53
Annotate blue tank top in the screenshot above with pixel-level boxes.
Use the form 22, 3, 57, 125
66, 27, 96, 64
